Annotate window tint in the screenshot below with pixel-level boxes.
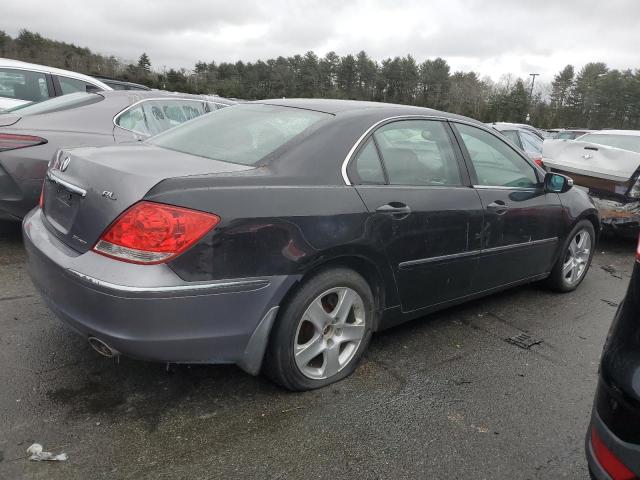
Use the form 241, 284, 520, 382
5, 92, 103, 115
373, 120, 460, 186
456, 123, 538, 188
116, 99, 218, 136
352, 138, 385, 184
58, 76, 99, 95
149, 104, 330, 165
520, 130, 543, 154
0, 68, 50, 102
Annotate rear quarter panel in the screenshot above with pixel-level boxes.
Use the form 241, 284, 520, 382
146, 181, 400, 309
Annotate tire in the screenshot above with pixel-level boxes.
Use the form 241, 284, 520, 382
264, 268, 375, 391
545, 219, 596, 292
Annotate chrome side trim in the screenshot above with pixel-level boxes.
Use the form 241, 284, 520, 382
67, 269, 269, 294
398, 237, 558, 269
46, 171, 87, 197
340, 114, 450, 186
400, 249, 480, 269
482, 237, 558, 255
472, 185, 538, 191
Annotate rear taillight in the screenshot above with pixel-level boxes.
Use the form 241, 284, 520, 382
0, 133, 47, 152
533, 157, 544, 168
93, 201, 219, 264
39, 182, 44, 209
591, 428, 636, 480
636, 235, 640, 262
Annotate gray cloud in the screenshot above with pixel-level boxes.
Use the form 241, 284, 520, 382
2, 0, 639, 80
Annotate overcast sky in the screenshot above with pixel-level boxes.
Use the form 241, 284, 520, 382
3, 0, 639, 82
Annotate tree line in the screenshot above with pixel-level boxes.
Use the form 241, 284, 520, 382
2, 29, 639, 129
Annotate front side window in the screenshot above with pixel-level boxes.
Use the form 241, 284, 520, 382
116, 99, 218, 136
372, 120, 461, 186
148, 103, 330, 165
455, 123, 538, 189
58, 76, 100, 95
0, 68, 50, 102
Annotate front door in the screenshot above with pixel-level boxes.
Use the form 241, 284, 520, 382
452, 122, 564, 290
348, 119, 484, 313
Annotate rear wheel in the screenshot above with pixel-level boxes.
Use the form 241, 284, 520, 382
546, 220, 595, 292
264, 268, 374, 391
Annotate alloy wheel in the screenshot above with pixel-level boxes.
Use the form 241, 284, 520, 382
293, 287, 366, 380
562, 228, 592, 286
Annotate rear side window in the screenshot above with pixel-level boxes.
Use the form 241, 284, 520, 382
455, 123, 538, 188
57, 76, 100, 95
373, 120, 461, 186
520, 131, 543, 154
500, 130, 522, 148
0, 68, 50, 102
115, 99, 217, 136
149, 103, 330, 165
351, 138, 385, 184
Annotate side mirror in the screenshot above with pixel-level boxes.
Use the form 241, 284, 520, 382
545, 172, 573, 193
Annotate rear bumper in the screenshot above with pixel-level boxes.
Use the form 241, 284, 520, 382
23, 208, 298, 373
586, 409, 640, 479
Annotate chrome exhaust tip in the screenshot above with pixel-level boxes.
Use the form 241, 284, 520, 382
88, 337, 118, 358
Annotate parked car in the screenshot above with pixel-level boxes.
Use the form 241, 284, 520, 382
586, 235, 640, 479
23, 99, 599, 391
488, 122, 546, 140
0, 90, 234, 219
553, 129, 594, 140
543, 130, 640, 235
489, 123, 544, 166
0, 58, 112, 110
93, 76, 152, 91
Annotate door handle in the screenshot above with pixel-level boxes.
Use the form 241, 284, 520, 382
487, 201, 509, 214
376, 203, 411, 216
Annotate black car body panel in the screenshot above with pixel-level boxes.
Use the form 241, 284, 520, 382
587, 259, 640, 478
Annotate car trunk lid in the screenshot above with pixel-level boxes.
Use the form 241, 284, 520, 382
42, 144, 253, 253
543, 139, 640, 183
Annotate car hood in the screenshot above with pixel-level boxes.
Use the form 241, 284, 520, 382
543, 139, 640, 182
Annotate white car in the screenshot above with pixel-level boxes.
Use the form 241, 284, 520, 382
543, 130, 640, 233
0, 58, 112, 110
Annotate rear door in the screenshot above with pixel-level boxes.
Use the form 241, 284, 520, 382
348, 118, 484, 313
451, 122, 564, 290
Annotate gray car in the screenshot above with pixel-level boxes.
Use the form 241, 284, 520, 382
0, 90, 234, 219
488, 123, 544, 166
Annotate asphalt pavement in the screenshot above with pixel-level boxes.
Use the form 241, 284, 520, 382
0, 219, 635, 479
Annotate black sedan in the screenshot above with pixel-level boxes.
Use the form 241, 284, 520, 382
23, 99, 599, 390
586, 237, 640, 479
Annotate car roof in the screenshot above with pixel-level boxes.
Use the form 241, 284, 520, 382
0, 57, 112, 90
252, 98, 479, 123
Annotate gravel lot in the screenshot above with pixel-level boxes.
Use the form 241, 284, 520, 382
0, 219, 635, 479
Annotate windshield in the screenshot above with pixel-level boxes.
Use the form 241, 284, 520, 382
5, 92, 103, 115
148, 103, 331, 166
578, 133, 640, 154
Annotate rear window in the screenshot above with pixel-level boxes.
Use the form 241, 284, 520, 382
5, 92, 103, 115
148, 103, 330, 165
578, 133, 640, 154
